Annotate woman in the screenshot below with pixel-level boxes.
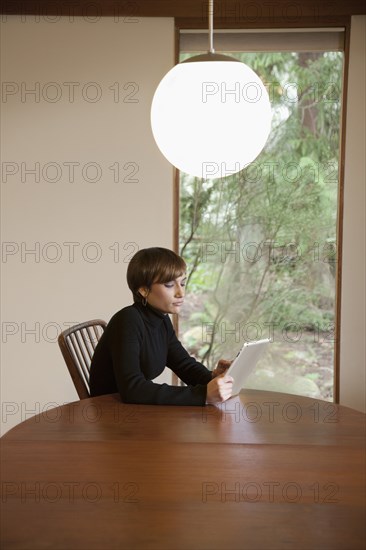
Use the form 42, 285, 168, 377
89, 247, 233, 405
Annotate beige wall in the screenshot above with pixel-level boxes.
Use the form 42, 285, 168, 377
1, 15, 365, 435
339, 15, 366, 412
0, 16, 174, 435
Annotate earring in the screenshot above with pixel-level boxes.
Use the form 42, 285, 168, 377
140, 288, 149, 306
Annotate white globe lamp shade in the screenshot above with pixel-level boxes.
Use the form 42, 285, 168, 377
151, 54, 272, 179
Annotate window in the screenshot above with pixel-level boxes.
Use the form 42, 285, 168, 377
179, 29, 345, 401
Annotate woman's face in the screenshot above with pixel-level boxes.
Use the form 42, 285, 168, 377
139, 274, 187, 314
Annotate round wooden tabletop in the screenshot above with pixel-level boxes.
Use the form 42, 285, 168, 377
1, 389, 365, 550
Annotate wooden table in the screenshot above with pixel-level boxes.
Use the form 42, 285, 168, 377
1, 390, 365, 550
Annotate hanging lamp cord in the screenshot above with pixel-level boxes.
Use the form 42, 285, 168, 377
209, 0, 215, 53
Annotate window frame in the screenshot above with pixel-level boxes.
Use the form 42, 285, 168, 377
173, 17, 351, 403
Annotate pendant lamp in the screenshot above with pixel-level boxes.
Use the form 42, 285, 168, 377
150, 0, 272, 179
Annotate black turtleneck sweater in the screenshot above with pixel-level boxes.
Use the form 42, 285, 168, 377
89, 302, 212, 405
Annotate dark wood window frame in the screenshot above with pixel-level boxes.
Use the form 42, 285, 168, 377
173, 17, 351, 403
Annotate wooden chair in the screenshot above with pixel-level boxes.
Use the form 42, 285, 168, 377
58, 320, 107, 399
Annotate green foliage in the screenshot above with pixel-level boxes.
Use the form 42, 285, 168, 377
179, 50, 343, 373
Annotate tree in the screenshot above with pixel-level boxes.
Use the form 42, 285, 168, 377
179, 50, 343, 399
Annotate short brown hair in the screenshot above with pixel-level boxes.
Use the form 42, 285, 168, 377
127, 247, 186, 303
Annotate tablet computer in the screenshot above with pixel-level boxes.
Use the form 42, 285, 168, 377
226, 338, 270, 395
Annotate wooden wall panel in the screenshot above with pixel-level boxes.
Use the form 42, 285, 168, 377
1, 1, 365, 18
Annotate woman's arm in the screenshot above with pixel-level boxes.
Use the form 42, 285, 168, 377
164, 316, 212, 386
164, 317, 234, 404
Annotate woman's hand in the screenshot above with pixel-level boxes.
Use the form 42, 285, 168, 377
212, 359, 233, 378
206, 373, 234, 404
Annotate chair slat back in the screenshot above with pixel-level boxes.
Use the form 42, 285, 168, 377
58, 320, 106, 399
